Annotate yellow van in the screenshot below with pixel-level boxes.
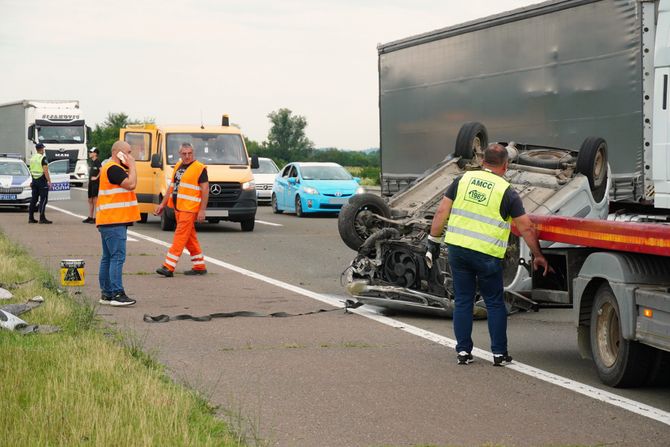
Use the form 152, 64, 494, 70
119, 115, 259, 231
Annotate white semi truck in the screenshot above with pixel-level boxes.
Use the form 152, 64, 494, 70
0, 100, 91, 185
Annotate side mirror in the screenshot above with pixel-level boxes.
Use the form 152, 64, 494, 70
151, 153, 163, 169
27, 125, 35, 142
250, 154, 259, 169
86, 126, 92, 142
353, 177, 361, 183
288, 177, 297, 185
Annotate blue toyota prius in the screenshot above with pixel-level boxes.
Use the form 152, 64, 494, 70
271, 162, 365, 216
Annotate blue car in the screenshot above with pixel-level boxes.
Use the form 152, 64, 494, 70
271, 162, 365, 216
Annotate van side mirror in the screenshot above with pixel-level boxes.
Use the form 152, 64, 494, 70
86, 126, 92, 142
27, 125, 35, 142
151, 153, 163, 169
250, 154, 259, 169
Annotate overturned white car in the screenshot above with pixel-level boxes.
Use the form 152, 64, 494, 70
338, 122, 609, 317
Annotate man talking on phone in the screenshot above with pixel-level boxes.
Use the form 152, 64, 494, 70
95, 141, 140, 306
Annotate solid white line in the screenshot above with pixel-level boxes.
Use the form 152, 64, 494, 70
72, 187, 87, 192
255, 220, 283, 227
46, 203, 670, 426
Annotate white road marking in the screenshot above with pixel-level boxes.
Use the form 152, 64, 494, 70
46, 204, 670, 426
72, 187, 87, 192
255, 220, 282, 227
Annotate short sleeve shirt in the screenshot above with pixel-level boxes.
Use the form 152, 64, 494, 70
444, 175, 525, 220
89, 159, 102, 183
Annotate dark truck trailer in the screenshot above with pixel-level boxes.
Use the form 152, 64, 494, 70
378, 0, 670, 210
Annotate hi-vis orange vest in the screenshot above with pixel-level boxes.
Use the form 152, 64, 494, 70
95, 161, 140, 226
167, 160, 206, 213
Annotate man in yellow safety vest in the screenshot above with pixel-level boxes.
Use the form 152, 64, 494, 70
426, 143, 549, 366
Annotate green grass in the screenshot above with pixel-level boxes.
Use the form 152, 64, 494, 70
346, 165, 381, 186
0, 233, 245, 446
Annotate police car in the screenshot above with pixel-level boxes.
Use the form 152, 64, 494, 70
0, 154, 71, 209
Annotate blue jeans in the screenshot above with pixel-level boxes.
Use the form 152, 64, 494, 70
98, 225, 128, 296
447, 244, 507, 354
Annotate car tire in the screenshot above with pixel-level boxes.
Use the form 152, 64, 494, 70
272, 194, 282, 214
139, 212, 148, 223
338, 193, 391, 251
241, 218, 255, 232
454, 122, 488, 161
590, 282, 653, 387
160, 206, 176, 231
295, 195, 304, 217
576, 137, 608, 203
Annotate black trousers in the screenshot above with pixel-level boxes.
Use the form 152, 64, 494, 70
29, 176, 49, 219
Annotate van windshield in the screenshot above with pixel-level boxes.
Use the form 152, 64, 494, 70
166, 133, 248, 166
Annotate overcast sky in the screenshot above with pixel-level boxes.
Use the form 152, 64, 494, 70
1, 0, 538, 150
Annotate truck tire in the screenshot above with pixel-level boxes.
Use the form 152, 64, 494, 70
576, 137, 608, 203
517, 149, 575, 169
271, 194, 282, 214
240, 218, 255, 232
454, 122, 488, 160
590, 283, 653, 387
160, 207, 176, 231
338, 193, 391, 251
139, 213, 148, 223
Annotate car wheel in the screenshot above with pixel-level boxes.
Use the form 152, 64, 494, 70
139, 212, 148, 223
454, 122, 488, 161
590, 282, 652, 387
240, 218, 255, 232
295, 196, 304, 217
576, 137, 608, 203
272, 193, 282, 214
338, 193, 391, 251
160, 206, 176, 231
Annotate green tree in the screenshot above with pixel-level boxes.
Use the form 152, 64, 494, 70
266, 108, 313, 162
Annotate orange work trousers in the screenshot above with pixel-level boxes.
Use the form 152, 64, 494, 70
162, 210, 206, 272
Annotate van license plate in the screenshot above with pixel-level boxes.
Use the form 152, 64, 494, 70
0, 194, 17, 200
207, 210, 229, 217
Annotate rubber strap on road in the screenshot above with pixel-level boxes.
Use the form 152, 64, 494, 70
143, 299, 364, 323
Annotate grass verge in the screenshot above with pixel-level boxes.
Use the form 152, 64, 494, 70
0, 232, 244, 446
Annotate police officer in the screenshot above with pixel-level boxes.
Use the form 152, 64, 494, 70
426, 143, 549, 366
28, 143, 52, 224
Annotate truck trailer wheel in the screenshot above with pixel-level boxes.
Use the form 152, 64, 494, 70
454, 122, 488, 161
338, 193, 391, 251
590, 283, 652, 387
160, 207, 176, 231
576, 137, 608, 202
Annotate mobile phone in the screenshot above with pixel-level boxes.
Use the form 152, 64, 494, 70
117, 152, 127, 163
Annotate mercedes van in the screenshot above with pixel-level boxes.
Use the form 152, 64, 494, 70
120, 115, 259, 231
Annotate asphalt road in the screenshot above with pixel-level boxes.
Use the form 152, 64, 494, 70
50, 188, 670, 413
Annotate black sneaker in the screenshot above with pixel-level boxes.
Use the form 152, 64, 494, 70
184, 269, 207, 276
99, 293, 112, 305
156, 266, 174, 277
110, 292, 136, 307
28, 218, 38, 223
39, 218, 53, 224
493, 352, 513, 367
82, 217, 93, 223
457, 351, 474, 365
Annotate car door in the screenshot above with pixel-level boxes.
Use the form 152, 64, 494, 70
274, 164, 292, 209
285, 165, 301, 210
47, 160, 71, 201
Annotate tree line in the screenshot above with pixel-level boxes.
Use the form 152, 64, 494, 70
89, 108, 379, 170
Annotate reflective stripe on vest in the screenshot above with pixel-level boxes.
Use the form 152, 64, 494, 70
167, 160, 205, 213
444, 170, 512, 259
29, 153, 45, 178
95, 161, 141, 226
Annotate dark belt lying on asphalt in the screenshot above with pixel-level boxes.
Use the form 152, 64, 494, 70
143, 300, 364, 323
